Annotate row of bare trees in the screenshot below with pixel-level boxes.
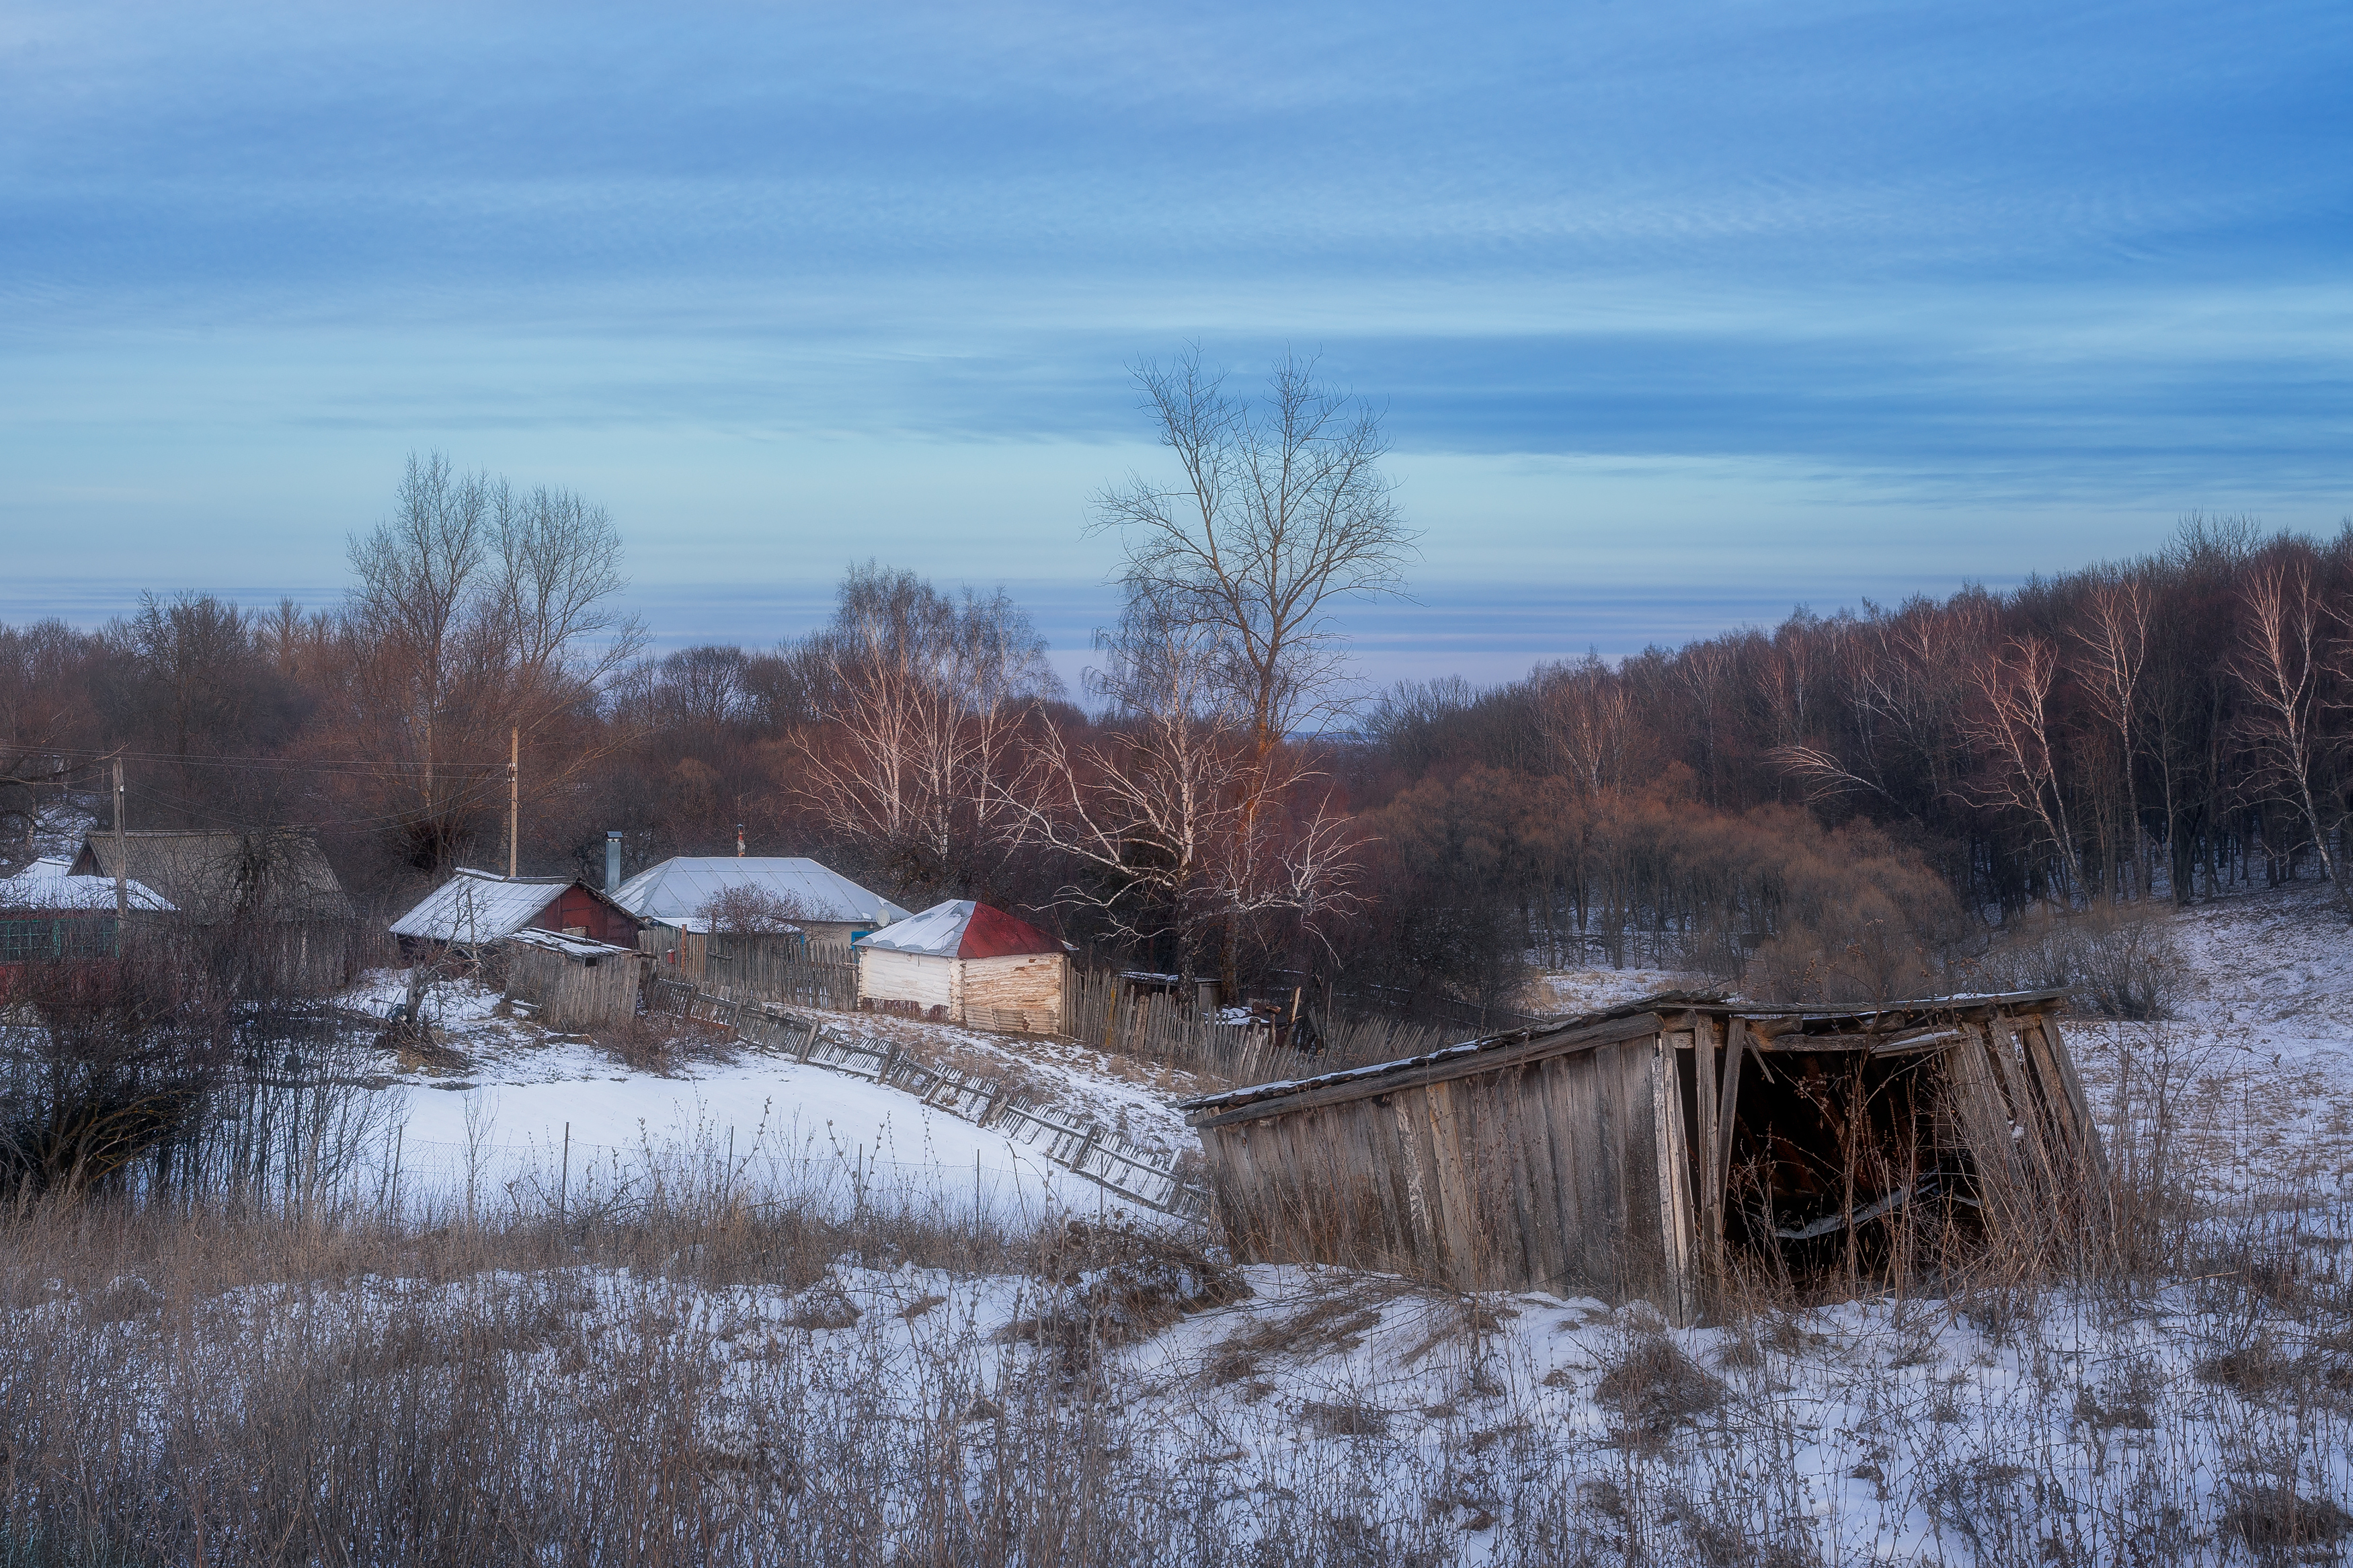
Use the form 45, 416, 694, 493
7, 366, 2350, 1013
1367, 512, 2353, 942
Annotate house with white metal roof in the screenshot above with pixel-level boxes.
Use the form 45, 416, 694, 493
0, 855, 174, 964
609, 857, 910, 952
389, 868, 643, 952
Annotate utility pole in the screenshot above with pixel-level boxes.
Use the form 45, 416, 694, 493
112, 757, 128, 924
508, 727, 520, 878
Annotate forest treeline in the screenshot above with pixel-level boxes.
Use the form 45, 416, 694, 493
5, 376, 2351, 1012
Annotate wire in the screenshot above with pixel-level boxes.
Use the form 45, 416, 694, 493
22, 747, 510, 774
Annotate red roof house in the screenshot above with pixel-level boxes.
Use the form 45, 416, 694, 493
852, 899, 1068, 1032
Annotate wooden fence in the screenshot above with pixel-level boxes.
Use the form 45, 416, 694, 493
1062, 968, 1466, 1087
650, 977, 1211, 1220
641, 928, 860, 1012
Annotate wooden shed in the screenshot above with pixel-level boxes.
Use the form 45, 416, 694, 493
499, 928, 642, 1031
854, 900, 1068, 1032
1179, 991, 2104, 1323
389, 868, 643, 956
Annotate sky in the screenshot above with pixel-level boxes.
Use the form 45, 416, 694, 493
3, 1, 2348, 690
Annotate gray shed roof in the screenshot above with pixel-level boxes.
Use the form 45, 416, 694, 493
73, 829, 351, 920
389, 868, 572, 944
610, 857, 909, 927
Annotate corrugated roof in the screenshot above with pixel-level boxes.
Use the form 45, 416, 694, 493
0, 856, 175, 913
610, 857, 909, 927
854, 899, 1064, 959
74, 830, 350, 919
389, 868, 572, 943
502, 927, 639, 960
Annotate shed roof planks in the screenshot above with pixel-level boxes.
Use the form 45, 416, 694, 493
1180, 990, 2105, 1323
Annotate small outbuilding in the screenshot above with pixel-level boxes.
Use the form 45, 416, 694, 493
0, 855, 175, 964
498, 928, 641, 1032
854, 900, 1068, 1033
1179, 991, 2105, 1324
389, 868, 644, 955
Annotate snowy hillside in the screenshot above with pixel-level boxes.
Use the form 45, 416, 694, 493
229, 889, 2352, 1561
346, 972, 1210, 1224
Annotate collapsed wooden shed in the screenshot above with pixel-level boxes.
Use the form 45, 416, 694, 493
1179, 991, 2105, 1323
499, 928, 642, 1031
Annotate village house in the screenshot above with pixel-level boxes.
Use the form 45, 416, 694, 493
610, 856, 910, 955
388, 867, 644, 954
0, 854, 175, 966
854, 899, 1069, 1034
71, 828, 352, 922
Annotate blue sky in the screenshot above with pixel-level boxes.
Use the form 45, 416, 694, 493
3, 1, 2348, 686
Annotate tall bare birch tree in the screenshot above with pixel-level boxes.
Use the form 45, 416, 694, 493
2236, 554, 2346, 903
793, 564, 1060, 899
1004, 592, 1358, 972
340, 453, 645, 874
2070, 572, 2153, 899
1082, 350, 1414, 981
1968, 634, 2083, 899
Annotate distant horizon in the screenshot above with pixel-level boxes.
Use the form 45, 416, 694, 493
6, 505, 2337, 699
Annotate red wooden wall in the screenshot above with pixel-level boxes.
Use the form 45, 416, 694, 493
530, 885, 642, 948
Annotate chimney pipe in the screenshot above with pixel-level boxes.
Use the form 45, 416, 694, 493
605, 831, 622, 894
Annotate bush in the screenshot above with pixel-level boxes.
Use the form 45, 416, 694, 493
1976, 902, 2183, 1019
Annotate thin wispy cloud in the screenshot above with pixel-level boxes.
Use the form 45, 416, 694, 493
3, 0, 2346, 679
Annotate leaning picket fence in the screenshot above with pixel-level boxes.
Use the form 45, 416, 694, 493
649, 977, 1212, 1222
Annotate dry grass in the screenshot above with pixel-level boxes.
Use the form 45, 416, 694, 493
7, 1008, 2353, 1565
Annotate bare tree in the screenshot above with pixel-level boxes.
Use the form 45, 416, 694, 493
2237, 554, 2346, 904
1967, 634, 2084, 900
2069, 571, 2153, 899
700, 884, 811, 936
1004, 593, 1357, 974
340, 453, 646, 874
1537, 655, 1636, 800
792, 564, 1061, 899
1088, 350, 1412, 981
1092, 349, 1417, 751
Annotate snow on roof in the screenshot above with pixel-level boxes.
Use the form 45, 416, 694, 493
389, 868, 573, 943
609, 857, 910, 927
0, 855, 175, 913
502, 927, 639, 961
854, 899, 1065, 960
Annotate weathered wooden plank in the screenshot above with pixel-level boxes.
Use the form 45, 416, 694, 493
1185, 1012, 1666, 1129
1710, 1018, 1749, 1240
1694, 1014, 1720, 1251
1651, 1036, 1698, 1325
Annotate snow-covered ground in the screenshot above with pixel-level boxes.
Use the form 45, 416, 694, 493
2071, 880, 2353, 1198
344, 971, 1202, 1226
77, 884, 2341, 1561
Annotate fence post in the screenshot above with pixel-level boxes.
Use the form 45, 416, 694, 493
798, 1020, 820, 1063
1072, 1122, 1103, 1173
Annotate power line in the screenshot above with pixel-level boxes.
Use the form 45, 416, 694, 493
13, 746, 510, 774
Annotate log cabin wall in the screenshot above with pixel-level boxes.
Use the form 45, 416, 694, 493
958, 951, 1065, 1032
